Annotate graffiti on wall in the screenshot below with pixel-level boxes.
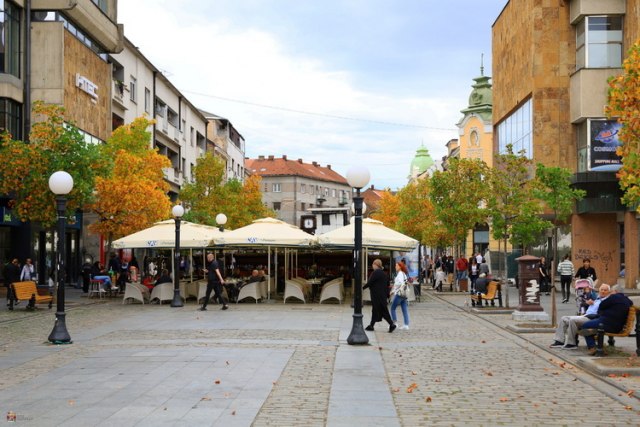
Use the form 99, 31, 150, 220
574, 249, 615, 272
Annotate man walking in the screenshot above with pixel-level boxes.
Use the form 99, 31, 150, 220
4, 258, 21, 307
200, 252, 228, 311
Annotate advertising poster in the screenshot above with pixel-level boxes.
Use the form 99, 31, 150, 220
590, 120, 622, 171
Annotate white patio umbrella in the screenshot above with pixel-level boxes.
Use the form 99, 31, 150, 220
113, 219, 225, 249
215, 217, 316, 298
317, 218, 418, 251
112, 219, 226, 283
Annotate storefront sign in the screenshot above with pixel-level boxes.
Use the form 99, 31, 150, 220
590, 120, 622, 172
75, 73, 99, 102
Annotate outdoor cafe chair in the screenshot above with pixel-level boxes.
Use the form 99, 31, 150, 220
150, 282, 175, 305
122, 282, 149, 305
319, 281, 342, 304
284, 280, 306, 304
236, 281, 261, 303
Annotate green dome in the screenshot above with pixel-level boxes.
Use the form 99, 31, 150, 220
410, 145, 434, 177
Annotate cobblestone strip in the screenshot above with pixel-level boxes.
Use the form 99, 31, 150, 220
252, 344, 337, 427
378, 300, 640, 426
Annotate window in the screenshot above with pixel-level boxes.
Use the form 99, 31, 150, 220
273, 202, 281, 211
144, 88, 150, 113
300, 202, 306, 211
129, 76, 137, 102
324, 188, 329, 197
576, 16, 623, 69
322, 214, 331, 226
0, 2, 20, 77
190, 163, 195, 182
496, 98, 532, 158
331, 189, 336, 198
300, 183, 306, 193
91, 0, 108, 13
310, 186, 314, 195
272, 183, 281, 192
190, 127, 194, 146
0, 98, 21, 140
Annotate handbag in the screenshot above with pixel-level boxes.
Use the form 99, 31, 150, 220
396, 273, 409, 299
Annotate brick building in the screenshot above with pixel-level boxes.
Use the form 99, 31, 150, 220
492, 0, 640, 287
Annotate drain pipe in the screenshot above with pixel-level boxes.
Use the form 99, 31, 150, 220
24, 0, 32, 141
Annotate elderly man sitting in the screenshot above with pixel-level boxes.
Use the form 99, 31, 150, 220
549, 283, 607, 350
578, 283, 633, 355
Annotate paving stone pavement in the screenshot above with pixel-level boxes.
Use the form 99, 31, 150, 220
0, 288, 639, 426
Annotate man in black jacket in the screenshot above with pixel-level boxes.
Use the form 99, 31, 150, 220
580, 283, 632, 354
4, 258, 21, 306
200, 252, 227, 311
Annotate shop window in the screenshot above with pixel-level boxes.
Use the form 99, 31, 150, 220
576, 16, 623, 70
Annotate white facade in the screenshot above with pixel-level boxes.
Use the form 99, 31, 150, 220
200, 111, 246, 182
109, 38, 208, 195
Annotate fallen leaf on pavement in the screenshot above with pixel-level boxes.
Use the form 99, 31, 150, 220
608, 374, 618, 378
425, 397, 432, 403
68, 400, 75, 406
411, 371, 417, 375
392, 387, 400, 393
406, 383, 418, 393
481, 340, 486, 343
626, 390, 635, 397
200, 396, 211, 401
232, 410, 236, 415
214, 379, 221, 384
499, 397, 509, 402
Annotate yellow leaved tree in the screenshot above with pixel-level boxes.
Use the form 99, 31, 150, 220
89, 117, 171, 249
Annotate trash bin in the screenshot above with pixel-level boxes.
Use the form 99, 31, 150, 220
458, 278, 468, 292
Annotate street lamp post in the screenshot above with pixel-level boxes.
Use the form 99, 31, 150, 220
346, 165, 370, 345
48, 171, 74, 344
170, 204, 185, 307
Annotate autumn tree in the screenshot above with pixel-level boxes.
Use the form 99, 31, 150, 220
429, 158, 490, 254
487, 145, 551, 306
606, 40, 640, 210
0, 101, 106, 225
89, 117, 171, 247
371, 190, 400, 227
179, 152, 273, 229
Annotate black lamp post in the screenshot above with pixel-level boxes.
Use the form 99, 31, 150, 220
346, 166, 370, 345
171, 204, 185, 307
48, 171, 74, 344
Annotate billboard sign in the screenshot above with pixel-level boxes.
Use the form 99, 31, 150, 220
590, 120, 622, 172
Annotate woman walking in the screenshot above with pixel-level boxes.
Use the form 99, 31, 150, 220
363, 259, 396, 333
390, 261, 410, 330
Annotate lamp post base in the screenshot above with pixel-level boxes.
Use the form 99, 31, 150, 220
347, 313, 369, 345
48, 312, 72, 344
170, 289, 184, 307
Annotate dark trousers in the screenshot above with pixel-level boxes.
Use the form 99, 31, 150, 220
203, 281, 224, 307
560, 275, 572, 300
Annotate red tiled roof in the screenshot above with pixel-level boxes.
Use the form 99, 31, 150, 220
246, 156, 348, 184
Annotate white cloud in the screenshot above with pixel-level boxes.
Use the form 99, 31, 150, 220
119, 2, 467, 189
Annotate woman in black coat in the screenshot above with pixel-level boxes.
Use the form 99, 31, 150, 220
363, 259, 396, 333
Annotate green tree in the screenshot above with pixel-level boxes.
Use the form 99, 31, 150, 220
532, 164, 585, 284
606, 40, 640, 210
429, 158, 490, 254
0, 101, 106, 225
180, 152, 273, 228
89, 117, 172, 251
487, 145, 551, 307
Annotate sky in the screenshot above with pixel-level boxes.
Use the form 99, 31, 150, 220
119, 0, 509, 190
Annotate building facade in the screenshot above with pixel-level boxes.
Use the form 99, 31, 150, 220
0, 0, 123, 282
492, 0, 639, 287
245, 155, 351, 232
200, 110, 246, 182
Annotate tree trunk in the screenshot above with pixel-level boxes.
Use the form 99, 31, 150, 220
504, 237, 509, 308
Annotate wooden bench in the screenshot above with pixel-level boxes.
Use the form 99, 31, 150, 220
595, 305, 639, 357
10, 281, 53, 310
470, 281, 503, 308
